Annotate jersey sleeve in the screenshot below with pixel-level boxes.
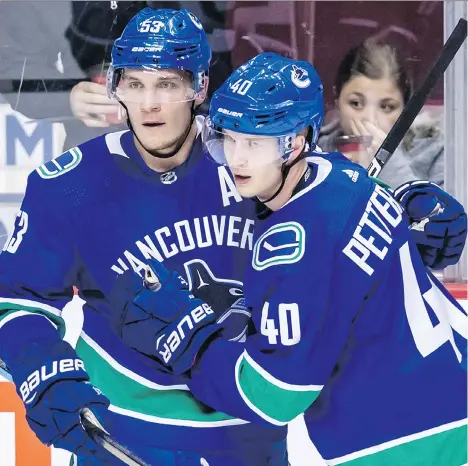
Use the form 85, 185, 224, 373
0, 170, 77, 369
189, 183, 407, 425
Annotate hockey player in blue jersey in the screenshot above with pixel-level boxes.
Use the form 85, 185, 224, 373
116, 53, 468, 466
0, 6, 465, 465
0, 9, 288, 466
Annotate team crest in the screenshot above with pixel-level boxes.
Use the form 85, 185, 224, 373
184, 259, 244, 304
291, 65, 311, 89
252, 221, 306, 271
184, 259, 249, 342
188, 12, 203, 30
37, 147, 82, 179
160, 171, 177, 185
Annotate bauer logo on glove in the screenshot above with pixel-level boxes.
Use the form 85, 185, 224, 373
20, 358, 86, 404
156, 302, 214, 364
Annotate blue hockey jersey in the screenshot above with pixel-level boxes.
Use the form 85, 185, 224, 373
0, 121, 288, 459
188, 154, 468, 465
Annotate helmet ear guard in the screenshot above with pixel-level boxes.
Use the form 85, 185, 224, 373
106, 65, 122, 99
279, 134, 297, 163
281, 132, 312, 167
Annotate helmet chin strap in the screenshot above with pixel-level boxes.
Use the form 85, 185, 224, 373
260, 142, 312, 204
118, 99, 197, 160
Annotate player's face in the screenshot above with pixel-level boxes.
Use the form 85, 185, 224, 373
223, 130, 284, 199
118, 69, 202, 154
338, 75, 404, 134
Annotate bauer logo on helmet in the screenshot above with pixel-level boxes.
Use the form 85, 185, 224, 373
218, 108, 244, 118
131, 45, 163, 53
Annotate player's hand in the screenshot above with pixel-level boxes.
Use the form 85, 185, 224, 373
110, 260, 250, 374
9, 340, 112, 459
394, 181, 467, 269
70, 81, 123, 128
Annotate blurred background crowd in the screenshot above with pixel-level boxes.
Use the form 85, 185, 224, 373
0, 0, 465, 282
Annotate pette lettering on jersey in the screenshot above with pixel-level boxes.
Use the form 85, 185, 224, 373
342, 184, 403, 276
111, 215, 255, 276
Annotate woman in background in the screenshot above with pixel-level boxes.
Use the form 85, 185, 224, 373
318, 40, 444, 188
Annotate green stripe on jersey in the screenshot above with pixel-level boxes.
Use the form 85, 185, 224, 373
0, 304, 241, 426
237, 352, 321, 424
76, 336, 239, 425
0, 303, 65, 336
328, 420, 467, 466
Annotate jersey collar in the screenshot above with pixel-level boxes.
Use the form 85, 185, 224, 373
119, 129, 205, 186
255, 160, 319, 220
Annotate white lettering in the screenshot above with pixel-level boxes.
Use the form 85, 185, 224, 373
124, 250, 147, 276
20, 381, 30, 400
192, 304, 205, 323
157, 304, 214, 364
227, 216, 241, 247
20, 359, 85, 404
342, 185, 403, 275
217, 108, 244, 118
354, 209, 389, 260
194, 217, 213, 248
167, 332, 181, 353
75, 360, 85, 371
371, 187, 403, 227
155, 227, 179, 258
111, 215, 255, 273
59, 359, 75, 373
117, 258, 129, 271
212, 215, 226, 245
174, 220, 196, 252
177, 314, 194, 339
158, 343, 171, 363
111, 265, 124, 274
218, 166, 242, 207
136, 236, 164, 262
41, 360, 58, 381
131, 45, 163, 52
342, 237, 374, 276
240, 219, 255, 250
28, 371, 40, 393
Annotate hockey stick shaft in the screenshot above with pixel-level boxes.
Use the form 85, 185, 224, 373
0, 364, 11, 381
368, 18, 468, 178
80, 408, 151, 466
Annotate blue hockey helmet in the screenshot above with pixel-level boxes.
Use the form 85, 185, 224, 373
107, 8, 211, 102
202, 53, 324, 168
